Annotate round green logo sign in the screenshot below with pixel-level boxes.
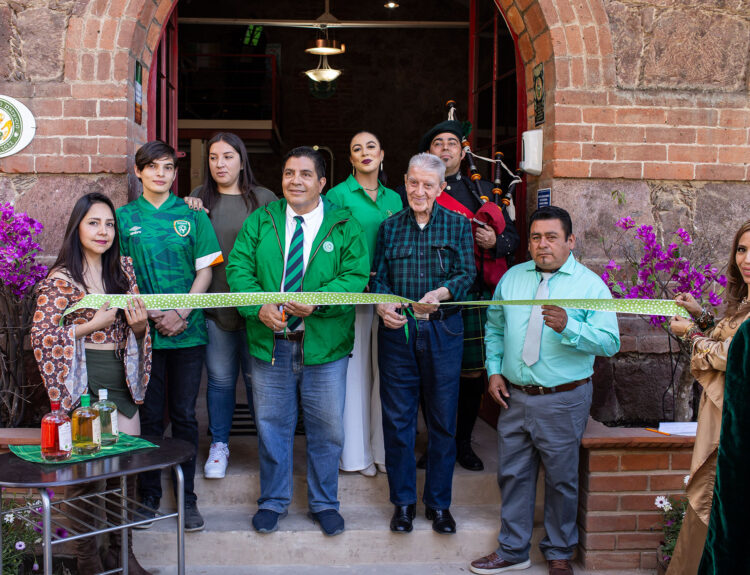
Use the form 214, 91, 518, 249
0, 96, 36, 158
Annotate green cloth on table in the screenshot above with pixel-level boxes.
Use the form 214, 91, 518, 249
10, 434, 157, 465
698, 318, 750, 574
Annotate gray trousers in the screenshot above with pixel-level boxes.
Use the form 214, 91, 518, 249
496, 380, 592, 561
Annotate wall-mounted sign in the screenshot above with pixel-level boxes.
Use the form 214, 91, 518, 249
134, 61, 143, 125
533, 63, 544, 126
0, 96, 36, 158
537, 188, 551, 209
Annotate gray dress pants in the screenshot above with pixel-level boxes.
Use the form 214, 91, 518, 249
496, 380, 592, 561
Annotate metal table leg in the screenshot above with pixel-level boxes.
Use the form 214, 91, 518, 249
40, 487, 52, 575
174, 463, 185, 575
121, 475, 129, 574
0, 488, 4, 573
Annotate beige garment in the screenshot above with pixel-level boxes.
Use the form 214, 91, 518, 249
667, 309, 750, 575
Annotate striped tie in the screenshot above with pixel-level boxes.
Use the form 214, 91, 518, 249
283, 215, 305, 331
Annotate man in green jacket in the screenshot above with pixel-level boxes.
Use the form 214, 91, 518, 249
226, 146, 369, 537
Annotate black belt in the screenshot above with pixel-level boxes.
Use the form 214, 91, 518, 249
414, 306, 461, 321
274, 331, 304, 342
510, 378, 589, 396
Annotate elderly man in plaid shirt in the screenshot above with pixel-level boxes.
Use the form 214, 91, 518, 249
371, 152, 475, 535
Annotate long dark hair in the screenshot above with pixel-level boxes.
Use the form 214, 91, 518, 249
350, 130, 388, 186
725, 220, 750, 318
50, 192, 128, 294
197, 132, 260, 214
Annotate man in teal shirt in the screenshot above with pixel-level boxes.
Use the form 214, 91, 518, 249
470, 206, 620, 575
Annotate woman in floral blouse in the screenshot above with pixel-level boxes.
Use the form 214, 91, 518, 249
31, 191, 152, 575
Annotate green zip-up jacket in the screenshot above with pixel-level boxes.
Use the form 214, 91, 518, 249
226, 196, 369, 365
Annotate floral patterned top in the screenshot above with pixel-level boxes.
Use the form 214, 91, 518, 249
31, 256, 152, 412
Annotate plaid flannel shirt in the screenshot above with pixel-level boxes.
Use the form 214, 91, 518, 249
371, 203, 476, 305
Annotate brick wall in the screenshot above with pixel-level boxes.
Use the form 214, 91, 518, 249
578, 421, 693, 570
493, 0, 750, 185
0, 0, 171, 177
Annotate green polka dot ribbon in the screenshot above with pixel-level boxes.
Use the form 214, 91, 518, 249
59, 291, 684, 324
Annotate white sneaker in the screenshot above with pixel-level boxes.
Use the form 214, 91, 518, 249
359, 463, 377, 477
204, 442, 229, 479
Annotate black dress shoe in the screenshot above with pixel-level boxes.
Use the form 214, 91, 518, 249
425, 506, 456, 534
390, 504, 416, 533
456, 440, 484, 471
416, 453, 427, 469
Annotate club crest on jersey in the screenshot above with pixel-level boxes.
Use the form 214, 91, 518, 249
174, 220, 191, 237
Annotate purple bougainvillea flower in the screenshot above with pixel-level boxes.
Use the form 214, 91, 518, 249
709, 291, 722, 307
605, 260, 621, 271
675, 228, 693, 246
615, 216, 636, 230
0, 203, 47, 299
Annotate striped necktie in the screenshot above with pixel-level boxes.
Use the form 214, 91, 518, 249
283, 215, 304, 331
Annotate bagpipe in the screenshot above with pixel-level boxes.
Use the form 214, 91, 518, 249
437, 100, 522, 288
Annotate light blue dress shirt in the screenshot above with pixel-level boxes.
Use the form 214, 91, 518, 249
485, 252, 621, 386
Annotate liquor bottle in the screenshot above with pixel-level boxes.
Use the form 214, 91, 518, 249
94, 389, 119, 446
40, 400, 72, 461
71, 393, 101, 455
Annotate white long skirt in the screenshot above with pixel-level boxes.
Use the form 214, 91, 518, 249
340, 305, 385, 471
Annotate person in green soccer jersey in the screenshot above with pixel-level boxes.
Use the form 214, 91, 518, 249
117, 141, 223, 533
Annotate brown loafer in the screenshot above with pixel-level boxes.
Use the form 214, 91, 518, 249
548, 559, 574, 575
469, 552, 531, 574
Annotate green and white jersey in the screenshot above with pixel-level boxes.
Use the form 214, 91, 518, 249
117, 193, 223, 349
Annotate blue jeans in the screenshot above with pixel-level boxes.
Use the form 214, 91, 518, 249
251, 339, 348, 513
378, 312, 463, 510
205, 319, 253, 444
138, 346, 205, 504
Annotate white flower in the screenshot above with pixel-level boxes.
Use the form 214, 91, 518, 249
684, 474, 690, 486
663, 501, 673, 512
4, 514, 14, 524
654, 495, 669, 510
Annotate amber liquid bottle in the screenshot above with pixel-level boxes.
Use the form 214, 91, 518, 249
72, 393, 101, 455
41, 400, 72, 461
94, 389, 119, 446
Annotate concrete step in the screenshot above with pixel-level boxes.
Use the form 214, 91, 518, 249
161, 419, 503, 509
142, 564, 650, 575
135, 503, 546, 567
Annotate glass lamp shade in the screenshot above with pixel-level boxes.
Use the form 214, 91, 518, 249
304, 55, 342, 82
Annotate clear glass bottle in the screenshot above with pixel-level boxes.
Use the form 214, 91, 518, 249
72, 393, 101, 455
94, 389, 119, 446
41, 400, 72, 461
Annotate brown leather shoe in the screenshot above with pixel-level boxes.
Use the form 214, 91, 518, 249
548, 559, 574, 575
469, 552, 531, 574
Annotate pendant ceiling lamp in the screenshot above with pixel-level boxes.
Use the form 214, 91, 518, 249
304, 54, 342, 82
306, 26, 345, 56
303, 1, 343, 82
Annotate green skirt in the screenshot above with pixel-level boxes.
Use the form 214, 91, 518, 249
85, 348, 138, 418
